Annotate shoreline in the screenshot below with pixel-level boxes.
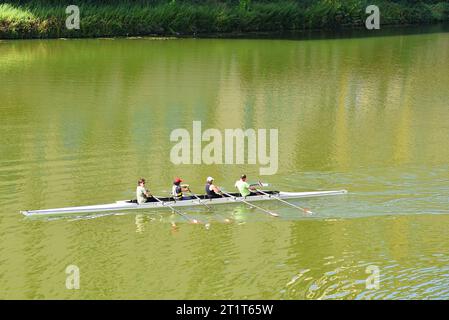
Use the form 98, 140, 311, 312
1, 1, 448, 40
1, 23, 448, 42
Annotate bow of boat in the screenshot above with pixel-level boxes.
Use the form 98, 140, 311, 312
278, 189, 348, 198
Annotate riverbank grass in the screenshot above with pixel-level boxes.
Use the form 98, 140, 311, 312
1, 1, 449, 39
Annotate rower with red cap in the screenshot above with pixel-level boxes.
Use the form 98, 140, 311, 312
172, 177, 191, 200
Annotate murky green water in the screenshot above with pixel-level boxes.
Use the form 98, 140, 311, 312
1, 30, 448, 299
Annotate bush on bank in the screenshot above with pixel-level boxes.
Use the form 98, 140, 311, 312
0, 0, 448, 39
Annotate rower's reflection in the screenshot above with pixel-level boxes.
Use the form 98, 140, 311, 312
231, 206, 249, 223
135, 214, 148, 233
169, 213, 180, 232
135, 213, 179, 233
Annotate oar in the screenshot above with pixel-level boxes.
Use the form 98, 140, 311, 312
257, 181, 313, 214
221, 190, 279, 217
188, 188, 232, 223
152, 195, 199, 224
187, 188, 212, 210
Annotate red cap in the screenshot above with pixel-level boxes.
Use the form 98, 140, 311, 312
174, 177, 183, 184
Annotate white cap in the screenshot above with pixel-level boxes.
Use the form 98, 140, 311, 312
207, 176, 214, 182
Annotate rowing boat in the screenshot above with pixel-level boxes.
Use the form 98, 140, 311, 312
20, 190, 348, 216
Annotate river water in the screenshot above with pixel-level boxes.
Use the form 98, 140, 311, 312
0, 28, 448, 299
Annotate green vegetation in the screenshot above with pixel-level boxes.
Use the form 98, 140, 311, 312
1, 0, 449, 39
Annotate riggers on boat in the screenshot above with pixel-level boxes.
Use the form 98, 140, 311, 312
20, 190, 348, 216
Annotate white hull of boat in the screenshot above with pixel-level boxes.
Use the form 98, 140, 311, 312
21, 190, 348, 216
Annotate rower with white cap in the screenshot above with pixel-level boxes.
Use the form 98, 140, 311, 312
205, 177, 223, 199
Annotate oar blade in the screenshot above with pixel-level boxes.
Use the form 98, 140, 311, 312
221, 190, 280, 218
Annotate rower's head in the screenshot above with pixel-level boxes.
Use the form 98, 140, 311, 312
174, 177, 183, 185
138, 178, 146, 186
240, 174, 247, 181
206, 177, 214, 184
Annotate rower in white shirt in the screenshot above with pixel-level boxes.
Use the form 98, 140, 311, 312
136, 178, 152, 204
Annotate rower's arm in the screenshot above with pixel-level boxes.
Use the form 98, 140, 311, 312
212, 185, 222, 194
249, 183, 258, 187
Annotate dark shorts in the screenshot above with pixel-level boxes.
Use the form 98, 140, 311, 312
174, 196, 193, 201
206, 194, 222, 199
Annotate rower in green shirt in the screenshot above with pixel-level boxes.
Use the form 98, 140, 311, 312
234, 174, 257, 197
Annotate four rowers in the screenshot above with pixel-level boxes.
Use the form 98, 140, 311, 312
136, 174, 258, 203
